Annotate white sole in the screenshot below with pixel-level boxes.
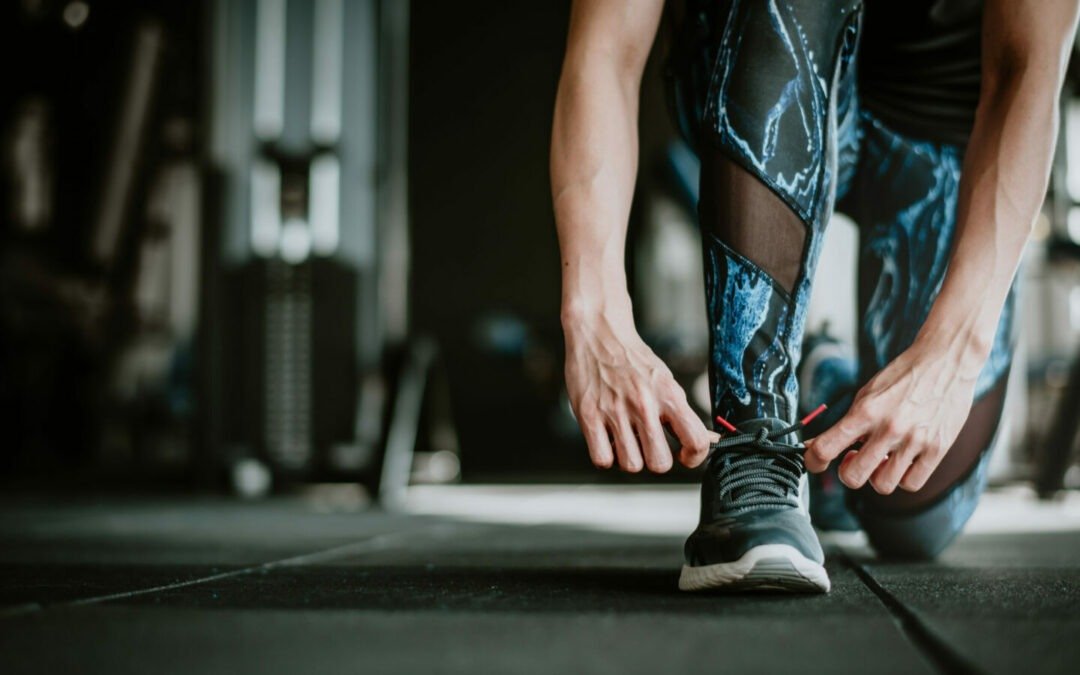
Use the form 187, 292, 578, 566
678, 544, 831, 593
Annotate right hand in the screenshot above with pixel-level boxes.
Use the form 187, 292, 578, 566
563, 308, 713, 473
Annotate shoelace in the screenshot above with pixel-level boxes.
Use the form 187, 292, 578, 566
707, 404, 826, 511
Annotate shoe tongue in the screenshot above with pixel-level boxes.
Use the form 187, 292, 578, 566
732, 417, 796, 445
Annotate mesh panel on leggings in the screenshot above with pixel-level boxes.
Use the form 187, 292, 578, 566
698, 153, 808, 295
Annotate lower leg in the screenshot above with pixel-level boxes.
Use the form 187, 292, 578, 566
695, 0, 861, 427
679, 1, 861, 593
699, 153, 812, 425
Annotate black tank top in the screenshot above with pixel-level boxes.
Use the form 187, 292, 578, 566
858, 0, 983, 146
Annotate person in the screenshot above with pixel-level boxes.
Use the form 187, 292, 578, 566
550, 0, 1080, 592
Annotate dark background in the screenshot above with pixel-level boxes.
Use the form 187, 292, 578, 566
0, 0, 1078, 496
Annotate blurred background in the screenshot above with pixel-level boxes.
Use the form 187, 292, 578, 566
2, 0, 1080, 506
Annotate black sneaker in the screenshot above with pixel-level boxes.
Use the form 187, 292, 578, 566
809, 462, 867, 549
797, 329, 865, 548
679, 416, 830, 593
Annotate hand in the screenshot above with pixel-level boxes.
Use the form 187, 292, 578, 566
563, 309, 711, 473
803, 340, 981, 494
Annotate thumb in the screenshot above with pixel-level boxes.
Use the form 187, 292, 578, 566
666, 402, 712, 468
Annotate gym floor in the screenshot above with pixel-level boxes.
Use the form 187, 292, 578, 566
2, 485, 1079, 674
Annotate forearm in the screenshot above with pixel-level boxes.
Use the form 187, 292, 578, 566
915, 72, 1058, 371
551, 0, 663, 334
551, 62, 641, 329
916, 0, 1079, 373
550, 1, 709, 472
808, 69, 1069, 486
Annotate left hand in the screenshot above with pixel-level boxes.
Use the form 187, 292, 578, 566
803, 341, 981, 495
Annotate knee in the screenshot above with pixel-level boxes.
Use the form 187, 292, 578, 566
852, 491, 974, 561
861, 516, 957, 561
850, 407, 999, 560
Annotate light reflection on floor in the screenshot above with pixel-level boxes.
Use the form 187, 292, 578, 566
403, 483, 1080, 537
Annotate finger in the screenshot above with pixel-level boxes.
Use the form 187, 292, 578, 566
579, 413, 614, 469
869, 446, 916, 495
611, 416, 644, 473
839, 431, 895, 489
803, 438, 824, 473
664, 402, 710, 468
635, 414, 673, 473
804, 413, 869, 473
838, 450, 860, 479
899, 452, 939, 492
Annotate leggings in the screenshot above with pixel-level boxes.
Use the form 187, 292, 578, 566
672, 0, 1017, 559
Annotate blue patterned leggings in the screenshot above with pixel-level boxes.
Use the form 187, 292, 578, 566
679, 0, 1016, 558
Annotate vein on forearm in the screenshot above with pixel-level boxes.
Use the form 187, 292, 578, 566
552, 64, 641, 313
919, 66, 1059, 365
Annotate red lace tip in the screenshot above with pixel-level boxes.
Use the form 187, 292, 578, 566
800, 403, 828, 426
714, 415, 737, 432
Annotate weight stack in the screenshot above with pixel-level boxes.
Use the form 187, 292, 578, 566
221, 256, 361, 484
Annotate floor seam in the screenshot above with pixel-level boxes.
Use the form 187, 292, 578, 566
839, 553, 984, 675
0, 523, 459, 619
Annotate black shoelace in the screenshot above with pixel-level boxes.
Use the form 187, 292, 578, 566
707, 405, 826, 512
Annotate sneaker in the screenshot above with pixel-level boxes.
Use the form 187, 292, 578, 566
810, 463, 868, 549
797, 328, 865, 547
679, 416, 830, 593
797, 327, 857, 421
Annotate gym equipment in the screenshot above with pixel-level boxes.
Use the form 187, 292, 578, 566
207, 0, 415, 496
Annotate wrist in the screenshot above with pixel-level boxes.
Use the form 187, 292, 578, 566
560, 261, 634, 333
912, 320, 992, 375
913, 271, 1003, 371
561, 292, 634, 335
